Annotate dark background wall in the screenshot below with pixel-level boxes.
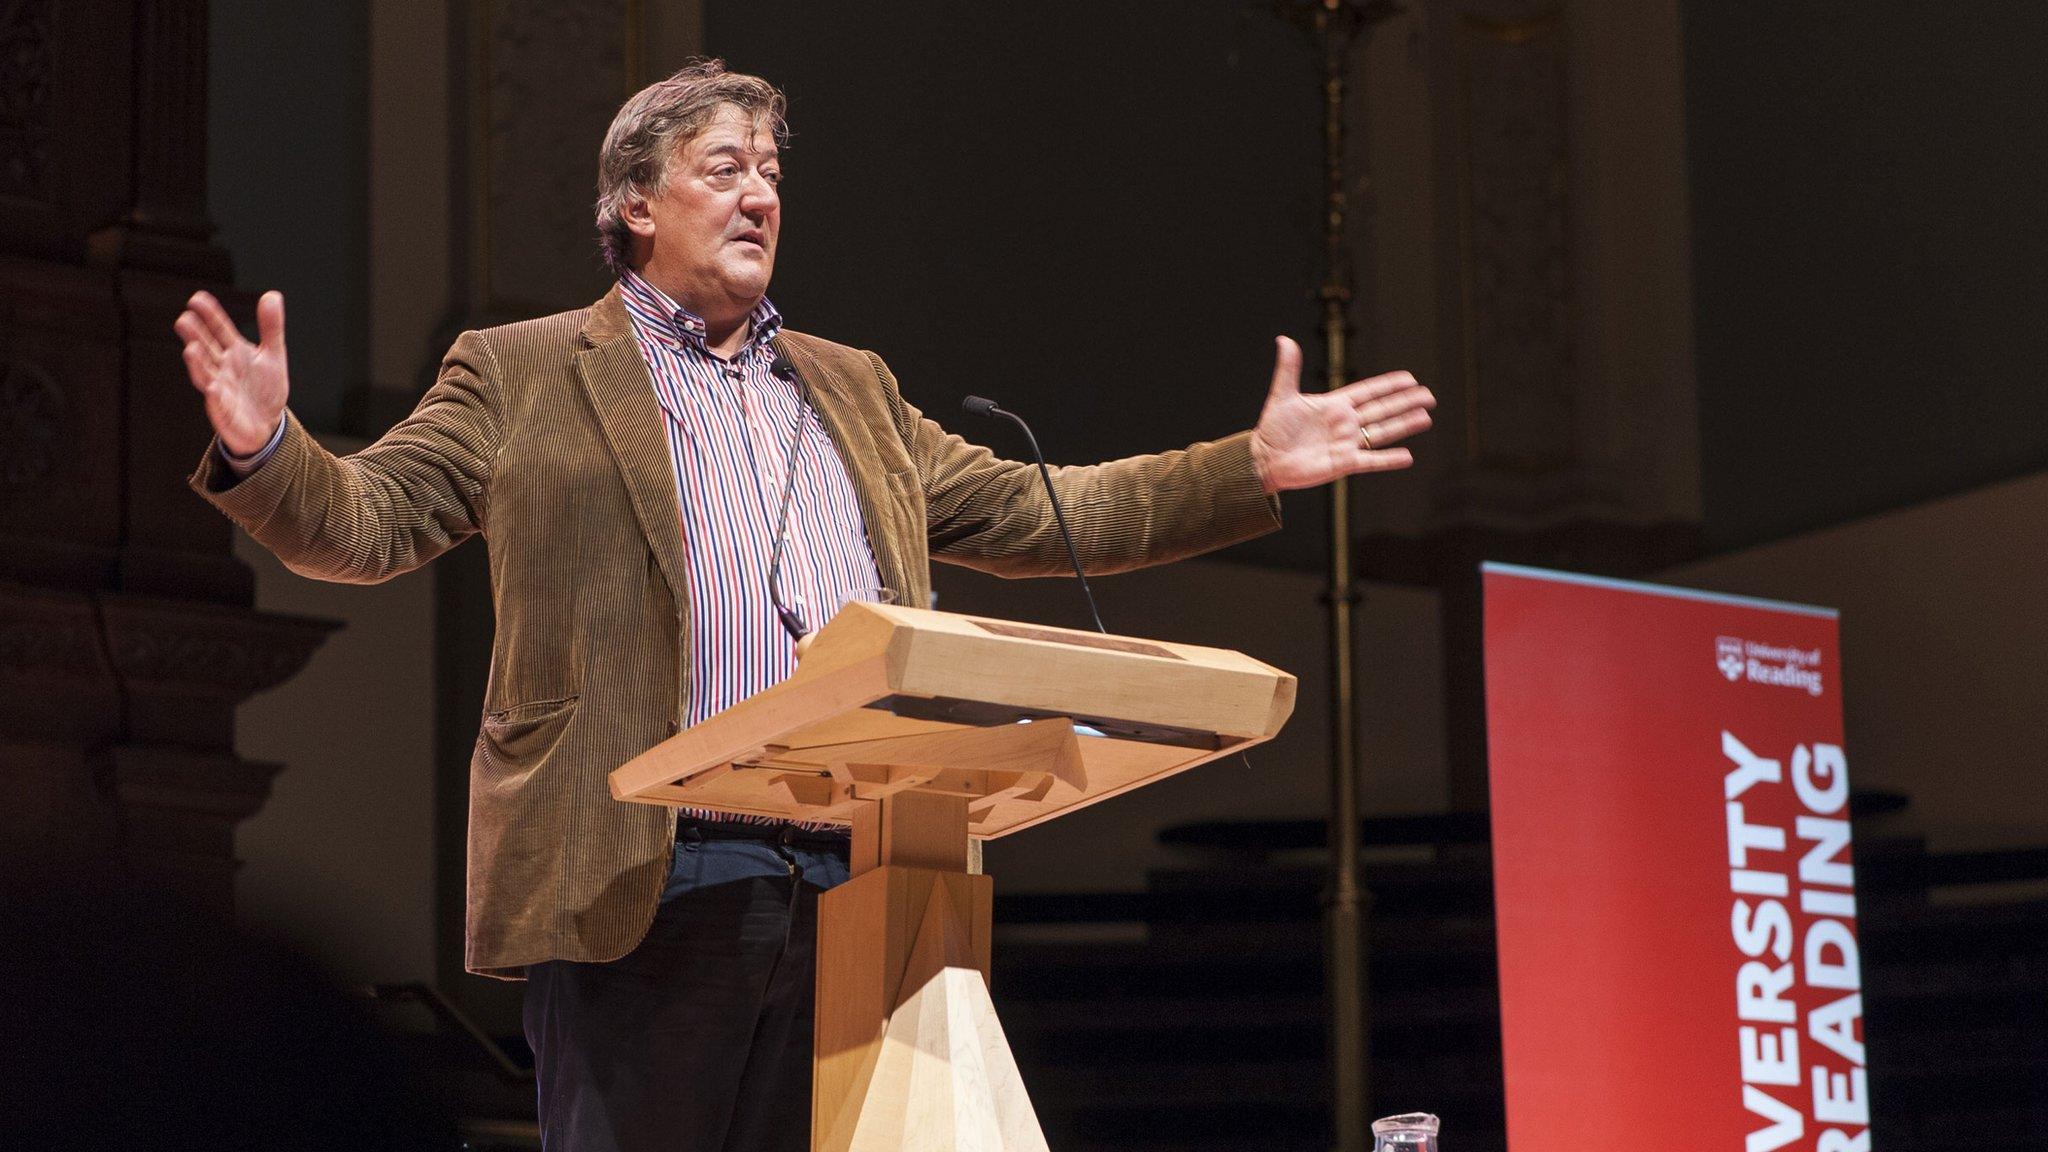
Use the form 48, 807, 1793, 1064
1685, 1, 2048, 549
208, 0, 370, 434
709, 0, 1332, 572
206, 1, 1331, 570
706, 0, 2048, 558
207, 1, 2048, 557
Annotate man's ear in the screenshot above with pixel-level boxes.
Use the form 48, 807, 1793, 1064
620, 192, 657, 240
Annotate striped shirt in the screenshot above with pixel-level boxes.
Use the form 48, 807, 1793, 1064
619, 271, 884, 831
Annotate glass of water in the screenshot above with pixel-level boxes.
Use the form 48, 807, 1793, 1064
1371, 1113, 1440, 1152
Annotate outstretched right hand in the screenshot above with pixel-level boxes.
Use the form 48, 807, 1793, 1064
174, 290, 290, 457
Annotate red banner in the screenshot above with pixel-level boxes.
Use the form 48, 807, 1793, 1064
1483, 563, 1868, 1152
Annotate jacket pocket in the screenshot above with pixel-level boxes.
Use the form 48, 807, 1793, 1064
480, 694, 580, 768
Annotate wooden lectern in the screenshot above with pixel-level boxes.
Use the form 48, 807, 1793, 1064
610, 603, 1296, 1151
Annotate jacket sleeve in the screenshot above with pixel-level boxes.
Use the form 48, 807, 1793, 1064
871, 353, 1283, 578
187, 330, 504, 585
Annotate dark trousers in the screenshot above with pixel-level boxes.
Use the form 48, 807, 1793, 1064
524, 821, 852, 1152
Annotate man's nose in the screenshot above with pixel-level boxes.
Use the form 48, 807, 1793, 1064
741, 172, 778, 213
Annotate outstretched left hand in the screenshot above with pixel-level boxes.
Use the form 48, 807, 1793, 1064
1249, 335, 1435, 495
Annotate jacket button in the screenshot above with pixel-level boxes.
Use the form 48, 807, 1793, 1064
666, 719, 680, 736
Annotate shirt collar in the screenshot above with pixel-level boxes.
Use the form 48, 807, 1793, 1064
618, 270, 782, 355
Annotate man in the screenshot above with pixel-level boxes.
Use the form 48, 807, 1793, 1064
175, 60, 1433, 1152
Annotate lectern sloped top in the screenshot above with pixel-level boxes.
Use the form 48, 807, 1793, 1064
608, 602, 1298, 838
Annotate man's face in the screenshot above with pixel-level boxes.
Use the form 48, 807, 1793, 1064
639, 104, 781, 317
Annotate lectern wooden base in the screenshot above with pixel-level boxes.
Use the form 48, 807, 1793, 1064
814, 864, 1044, 1152
607, 605, 1298, 1152
838, 966, 1045, 1152
814, 790, 1045, 1152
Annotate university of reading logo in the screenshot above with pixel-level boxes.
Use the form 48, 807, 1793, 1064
1715, 636, 1824, 696
1716, 637, 1746, 681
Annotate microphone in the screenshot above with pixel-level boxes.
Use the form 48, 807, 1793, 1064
959, 394, 1257, 773
960, 395, 1107, 635
769, 352, 798, 381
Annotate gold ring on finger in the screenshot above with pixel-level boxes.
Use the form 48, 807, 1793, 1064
1359, 424, 1374, 450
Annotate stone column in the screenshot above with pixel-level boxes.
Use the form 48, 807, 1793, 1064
1351, 0, 1704, 806
0, 0, 333, 915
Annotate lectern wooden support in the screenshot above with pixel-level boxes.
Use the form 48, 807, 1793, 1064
610, 604, 1297, 1152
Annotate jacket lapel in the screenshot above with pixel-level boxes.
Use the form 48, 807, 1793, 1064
772, 333, 918, 606
575, 287, 690, 608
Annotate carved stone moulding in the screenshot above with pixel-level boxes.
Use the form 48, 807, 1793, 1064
0, 580, 335, 745
108, 743, 285, 917
0, 0, 56, 206
111, 743, 281, 864
0, 578, 330, 913
110, 744, 282, 826
99, 591, 338, 751
0, 579, 118, 743
99, 592, 337, 697
1427, 462, 1652, 535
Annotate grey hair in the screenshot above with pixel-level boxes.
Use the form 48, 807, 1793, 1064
594, 59, 788, 273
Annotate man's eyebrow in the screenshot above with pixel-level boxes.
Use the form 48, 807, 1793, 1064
703, 142, 780, 162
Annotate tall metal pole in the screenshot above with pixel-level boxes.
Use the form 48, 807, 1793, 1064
1317, 7, 1370, 1149
1268, 3, 1400, 1149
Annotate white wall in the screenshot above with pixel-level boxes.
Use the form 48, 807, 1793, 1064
226, 0, 454, 987
233, 434, 440, 984
1662, 469, 2048, 851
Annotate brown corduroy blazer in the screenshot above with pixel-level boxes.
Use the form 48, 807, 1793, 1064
192, 286, 1281, 978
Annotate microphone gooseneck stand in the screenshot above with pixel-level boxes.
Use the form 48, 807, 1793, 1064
960, 396, 1107, 635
